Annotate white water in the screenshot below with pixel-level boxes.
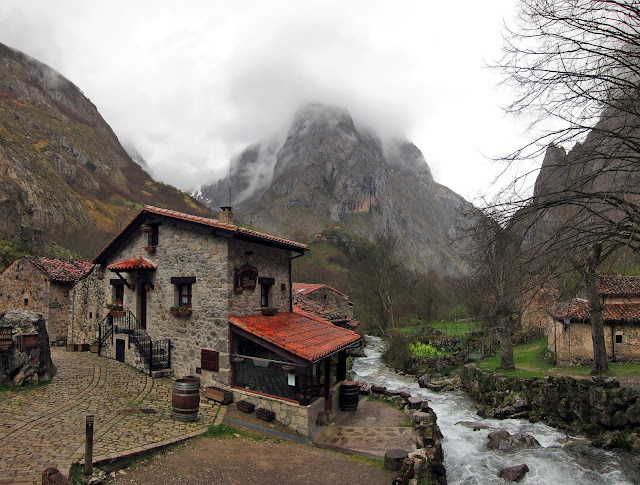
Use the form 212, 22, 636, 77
352, 336, 637, 485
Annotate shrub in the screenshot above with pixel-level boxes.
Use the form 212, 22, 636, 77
409, 341, 445, 357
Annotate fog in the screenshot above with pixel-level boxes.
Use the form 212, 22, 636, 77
0, 0, 531, 201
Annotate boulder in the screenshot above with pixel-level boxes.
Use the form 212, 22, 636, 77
498, 464, 529, 482
486, 429, 540, 452
0, 310, 54, 387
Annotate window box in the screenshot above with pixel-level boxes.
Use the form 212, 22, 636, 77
110, 310, 126, 316
141, 225, 153, 233
170, 306, 192, 316
261, 307, 278, 316
144, 246, 156, 253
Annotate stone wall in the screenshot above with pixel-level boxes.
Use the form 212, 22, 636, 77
228, 239, 293, 316
460, 364, 640, 451
549, 318, 640, 365
232, 387, 328, 436
363, 384, 447, 485
0, 258, 71, 345
294, 286, 353, 320
69, 266, 107, 346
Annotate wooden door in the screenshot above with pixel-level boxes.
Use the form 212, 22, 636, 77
116, 339, 125, 362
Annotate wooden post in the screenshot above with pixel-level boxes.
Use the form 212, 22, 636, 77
84, 415, 94, 475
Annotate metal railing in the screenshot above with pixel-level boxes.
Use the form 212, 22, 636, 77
97, 311, 171, 375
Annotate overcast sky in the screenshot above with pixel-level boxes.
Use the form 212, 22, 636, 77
0, 0, 535, 202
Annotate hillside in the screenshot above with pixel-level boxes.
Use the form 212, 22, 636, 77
0, 43, 212, 266
197, 104, 474, 276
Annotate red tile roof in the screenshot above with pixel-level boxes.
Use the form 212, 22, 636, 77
94, 206, 307, 263
548, 298, 640, 323
107, 256, 157, 272
597, 275, 640, 297
229, 311, 361, 362
26, 256, 94, 282
292, 282, 347, 297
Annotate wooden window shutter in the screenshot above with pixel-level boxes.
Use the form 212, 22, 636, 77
201, 349, 219, 372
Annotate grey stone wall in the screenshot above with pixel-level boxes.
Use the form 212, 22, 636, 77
228, 239, 292, 316
69, 266, 107, 345
296, 286, 353, 319
0, 258, 71, 345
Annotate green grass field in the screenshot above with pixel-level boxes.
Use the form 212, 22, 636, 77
399, 321, 477, 337
478, 338, 640, 379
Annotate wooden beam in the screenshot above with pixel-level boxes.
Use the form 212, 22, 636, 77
230, 354, 308, 375
229, 326, 309, 366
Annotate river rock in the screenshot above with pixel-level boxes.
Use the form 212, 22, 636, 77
498, 464, 529, 481
486, 429, 540, 452
0, 310, 54, 387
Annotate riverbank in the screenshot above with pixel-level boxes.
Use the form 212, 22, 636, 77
460, 364, 640, 452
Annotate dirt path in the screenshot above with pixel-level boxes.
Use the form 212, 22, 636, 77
108, 436, 396, 485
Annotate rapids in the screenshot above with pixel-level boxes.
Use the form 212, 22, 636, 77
351, 336, 639, 484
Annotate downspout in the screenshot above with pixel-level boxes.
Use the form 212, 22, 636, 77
289, 252, 305, 313
611, 324, 615, 361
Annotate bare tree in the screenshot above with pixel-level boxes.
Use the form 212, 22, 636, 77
465, 211, 531, 370
493, 0, 640, 372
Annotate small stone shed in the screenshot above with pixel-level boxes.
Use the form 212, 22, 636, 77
0, 256, 94, 345
292, 282, 358, 329
71, 205, 361, 436
548, 274, 640, 365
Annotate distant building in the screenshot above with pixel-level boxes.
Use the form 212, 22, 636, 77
292, 283, 358, 329
547, 275, 640, 365
71, 206, 360, 436
0, 256, 94, 344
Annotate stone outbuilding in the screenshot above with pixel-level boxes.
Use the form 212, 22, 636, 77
292, 282, 358, 329
0, 256, 94, 345
71, 205, 361, 436
548, 274, 640, 365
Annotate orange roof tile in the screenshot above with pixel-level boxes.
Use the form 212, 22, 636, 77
549, 298, 640, 323
107, 256, 157, 272
229, 311, 360, 362
26, 256, 94, 282
597, 274, 640, 297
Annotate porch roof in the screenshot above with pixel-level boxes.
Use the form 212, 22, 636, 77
229, 310, 361, 363
107, 256, 157, 272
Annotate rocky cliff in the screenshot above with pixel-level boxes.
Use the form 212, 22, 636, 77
0, 42, 211, 265
197, 104, 473, 276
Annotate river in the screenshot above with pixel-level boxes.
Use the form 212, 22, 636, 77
351, 336, 639, 485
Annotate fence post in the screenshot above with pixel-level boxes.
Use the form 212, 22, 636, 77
149, 340, 153, 377
84, 415, 94, 475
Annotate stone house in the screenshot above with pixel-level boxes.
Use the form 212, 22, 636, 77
70, 205, 360, 436
547, 274, 640, 365
292, 282, 359, 329
0, 256, 94, 345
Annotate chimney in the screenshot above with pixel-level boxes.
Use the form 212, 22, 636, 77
219, 206, 233, 224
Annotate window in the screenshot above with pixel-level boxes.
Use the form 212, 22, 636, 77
258, 277, 275, 308
171, 277, 196, 308
24, 298, 28, 307
179, 284, 192, 307
148, 225, 159, 247
615, 333, 623, 344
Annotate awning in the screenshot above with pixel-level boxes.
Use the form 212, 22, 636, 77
107, 256, 157, 272
229, 310, 361, 363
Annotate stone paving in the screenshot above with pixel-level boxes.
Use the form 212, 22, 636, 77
0, 348, 224, 485
312, 399, 415, 458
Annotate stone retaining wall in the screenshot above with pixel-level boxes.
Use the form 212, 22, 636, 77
460, 364, 640, 451
362, 384, 447, 485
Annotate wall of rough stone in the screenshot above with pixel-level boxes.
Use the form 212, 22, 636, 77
227, 239, 293, 316
295, 286, 353, 319
460, 364, 640, 451
0, 258, 71, 345
69, 267, 107, 345
549, 319, 640, 365
231, 388, 327, 436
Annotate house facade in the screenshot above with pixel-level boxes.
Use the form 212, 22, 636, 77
71, 206, 360, 435
0, 256, 94, 345
547, 275, 640, 365
292, 282, 358, 329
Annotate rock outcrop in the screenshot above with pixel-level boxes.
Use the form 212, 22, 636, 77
0, 310, 54, 386
196, 103, 475, 276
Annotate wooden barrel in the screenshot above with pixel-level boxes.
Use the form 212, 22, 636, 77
172, 377, 200, 422
339, 381, 360, 411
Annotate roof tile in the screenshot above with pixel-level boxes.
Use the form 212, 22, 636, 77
549, 298, 640, 323
27, 256, 94, 282
229, 311, 360, 362
107, 256, 157, 272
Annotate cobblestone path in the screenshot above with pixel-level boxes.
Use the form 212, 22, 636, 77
0, 348, 224, 484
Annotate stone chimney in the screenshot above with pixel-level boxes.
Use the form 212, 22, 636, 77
219, 206, 233, 224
